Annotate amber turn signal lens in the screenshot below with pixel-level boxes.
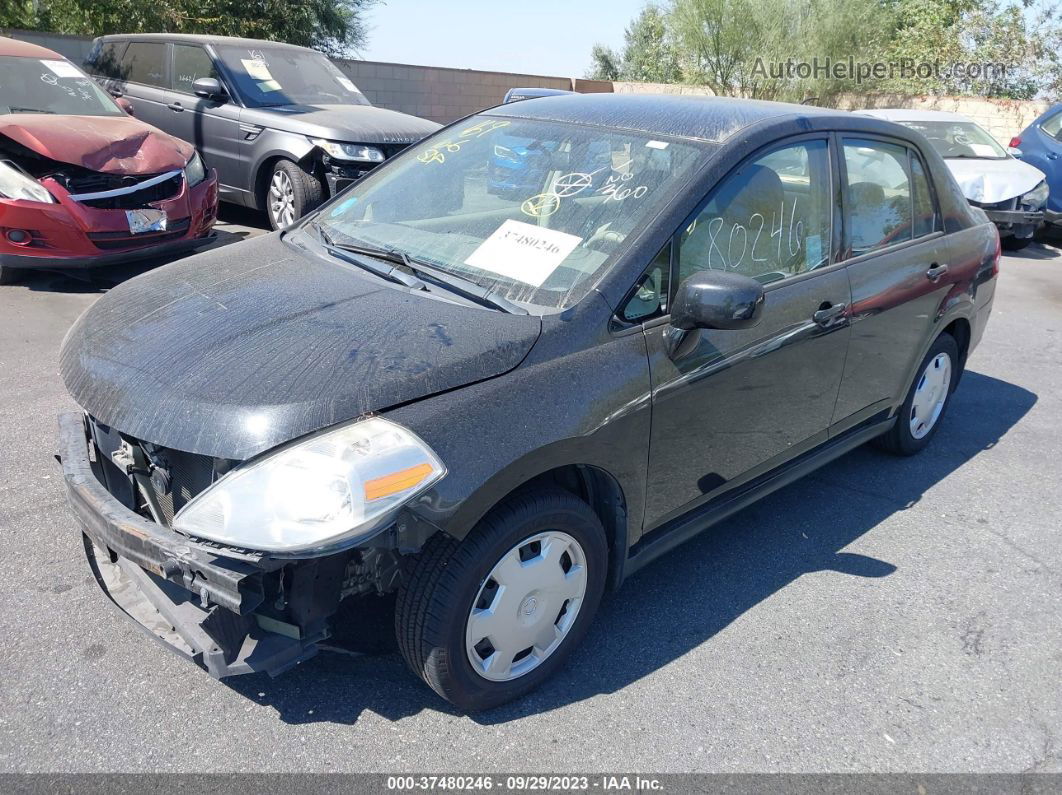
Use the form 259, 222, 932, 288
364, 462, 435, 500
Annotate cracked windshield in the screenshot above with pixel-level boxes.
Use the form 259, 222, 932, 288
315, 116, 704, 311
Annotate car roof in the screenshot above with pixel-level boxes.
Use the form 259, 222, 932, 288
94, 33, 315, 53
0, 36, 64, 59
856, 108, 973, 123
483, 92, 849, 143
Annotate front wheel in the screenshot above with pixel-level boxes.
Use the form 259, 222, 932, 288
874, 332, 960, 455
395, 489, 608, 711
264, 159, 324, 230
1001, 235, 1032, 251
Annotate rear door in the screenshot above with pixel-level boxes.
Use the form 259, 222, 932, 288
164, 43, 243, 193
830, 136, 953, 434
113, 40, 171, 130
640, 136, 852, 531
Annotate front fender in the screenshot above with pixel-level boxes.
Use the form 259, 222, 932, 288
385, 310, 653, 556
246, 130, 318, 208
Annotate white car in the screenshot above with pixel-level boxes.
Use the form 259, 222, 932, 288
858, 109, 1048, 249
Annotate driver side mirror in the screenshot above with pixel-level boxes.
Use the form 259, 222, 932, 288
192, 77, 227, 101
670, 269, 765, 331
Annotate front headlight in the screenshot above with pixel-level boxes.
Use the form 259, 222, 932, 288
184, 151, 207, 187
0, 160, 56, 203
310, 138, 386, 163
1022, 180, 1049, 208
173, 417, 445, 554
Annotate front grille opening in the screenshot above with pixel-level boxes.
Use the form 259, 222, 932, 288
66, 172, 183, 210
86, 415, 222, 527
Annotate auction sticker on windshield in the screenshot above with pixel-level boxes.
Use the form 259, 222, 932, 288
464, 219, 581, 287
41, 59, 82, 78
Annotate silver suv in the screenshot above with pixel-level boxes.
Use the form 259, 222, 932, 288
84, 34, 440, 229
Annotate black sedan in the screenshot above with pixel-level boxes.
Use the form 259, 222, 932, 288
58, 94, 998, 711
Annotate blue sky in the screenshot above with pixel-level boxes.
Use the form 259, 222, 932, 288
360, 0, 649, 77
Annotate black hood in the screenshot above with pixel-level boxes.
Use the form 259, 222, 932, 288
60, 234, 541, 460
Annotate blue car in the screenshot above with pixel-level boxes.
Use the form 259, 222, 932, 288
1012, 105, 1062, 227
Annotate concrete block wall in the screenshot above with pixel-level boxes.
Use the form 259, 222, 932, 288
333, 58, 572, 123
2, 28, 94, 62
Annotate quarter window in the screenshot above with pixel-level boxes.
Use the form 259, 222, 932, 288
1041, 112, 1062, 141
172, 45, 218, 94
678, 140, 832, 286
120, 42, 167, 88
843, 139, 913, 254
911, 154, 938, 238
621, 244, 671, 322
87, 42, 126, 79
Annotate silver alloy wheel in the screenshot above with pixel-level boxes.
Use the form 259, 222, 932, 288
465, 531, 588, 682
910, 351, 952, 439
268, 168, 296, 228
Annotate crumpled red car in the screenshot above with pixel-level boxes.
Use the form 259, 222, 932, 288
0, 36, 218, 284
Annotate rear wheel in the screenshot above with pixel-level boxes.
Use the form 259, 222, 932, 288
264, 159, 325, 230
395, 489, 607, 711
875, 332, 960, 456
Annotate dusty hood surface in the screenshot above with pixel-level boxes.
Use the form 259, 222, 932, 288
0, 114, 193, 174
254, 104, 441, 143
945, 157, 1046, 204
60, 233, 541, 460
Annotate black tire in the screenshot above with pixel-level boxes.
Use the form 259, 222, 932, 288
395, 488, 608, 711
874, 332, 961, 456
1001, 236, 1032, 251
0, 265, 23, 285
264, 159, 325, 230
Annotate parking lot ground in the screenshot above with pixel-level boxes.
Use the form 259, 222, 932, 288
0, 234, 1060, 773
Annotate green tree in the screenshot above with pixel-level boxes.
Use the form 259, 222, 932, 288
588, 5, 682, 83
668, 0, 893, 100
4, 0, 375, 57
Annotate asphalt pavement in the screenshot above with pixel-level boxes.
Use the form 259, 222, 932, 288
0, 215, 1059, 773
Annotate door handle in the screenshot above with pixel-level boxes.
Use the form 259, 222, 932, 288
926, 263, 949, 282
167, 102, 184, 112
812, 302, 847, 327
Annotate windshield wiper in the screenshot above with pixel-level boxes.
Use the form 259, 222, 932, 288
7, 107, 54, 114
313, 223, 426, 290
310, 223, 527, 315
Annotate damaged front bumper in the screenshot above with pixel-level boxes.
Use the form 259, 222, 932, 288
0, 172, 218, 271
58, 411, 344, 678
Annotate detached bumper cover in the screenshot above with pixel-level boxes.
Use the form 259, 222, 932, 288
58, 411, 325, 677
983, 208, 1044, 225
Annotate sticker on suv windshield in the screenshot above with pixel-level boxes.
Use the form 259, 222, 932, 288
241, 59, 274, 82
41, 59, 82, 79
464, 220, 582, 287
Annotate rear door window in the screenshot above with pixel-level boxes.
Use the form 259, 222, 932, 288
120, 42, 167, 87
171, 45, 219, 94
843, 139, 913, 255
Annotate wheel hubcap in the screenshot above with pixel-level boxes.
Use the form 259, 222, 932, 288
910, 351, 952, 439
465, 531, 588, 683
268, 170, 296, 228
